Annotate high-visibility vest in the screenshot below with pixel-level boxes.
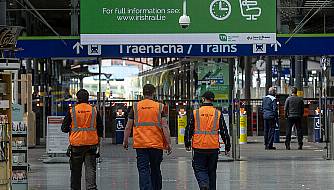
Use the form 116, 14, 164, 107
70, 103, 98, 146
133, 99, 166, 149
192, 106, 220, 149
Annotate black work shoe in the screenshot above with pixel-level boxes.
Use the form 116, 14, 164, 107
268, 147, 276, 150
200, 187, 209, 190
298, 146, 303, 150
285, 142, 290, 150
265, 146, 269, 150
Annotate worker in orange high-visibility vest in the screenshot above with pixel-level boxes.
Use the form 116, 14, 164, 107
123, 84, 172, 190
185, 91, 230, 190
61, 89, 104, 190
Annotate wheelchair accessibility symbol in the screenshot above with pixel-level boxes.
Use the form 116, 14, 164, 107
116, 119, 125, 130
315, 118, 320, 130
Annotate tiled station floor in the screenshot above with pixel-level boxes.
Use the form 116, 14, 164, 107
28, 137, 334, 190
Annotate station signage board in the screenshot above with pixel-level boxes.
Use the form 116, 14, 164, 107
47, 116, 68, 154
15, 35, 334, 58
80, 0, 276, 45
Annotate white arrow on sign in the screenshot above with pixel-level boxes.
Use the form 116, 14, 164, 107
73, 42, 83, 54
270, 40, 282, 52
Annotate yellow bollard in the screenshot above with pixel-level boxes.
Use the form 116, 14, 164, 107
240, 113, 247, 144
177, 109, 187, 144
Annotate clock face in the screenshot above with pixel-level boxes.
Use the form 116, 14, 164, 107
210, 0, 232, 21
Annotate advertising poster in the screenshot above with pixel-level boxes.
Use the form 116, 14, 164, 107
197, 62, 230, 102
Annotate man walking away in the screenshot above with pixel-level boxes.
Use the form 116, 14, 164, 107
262, 87, 278, 150
284, 87, 304, 150
185, 91, 231, 190
123, 84, 172, 190
61, 89, 104, 190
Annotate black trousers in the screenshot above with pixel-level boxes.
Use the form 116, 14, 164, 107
192, 150, 219, 190
285, 117, 303, 146
136, 148, 163, 190
264, 119, 276, 148
70, 145, 97, 190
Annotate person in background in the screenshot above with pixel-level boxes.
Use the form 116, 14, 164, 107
284, 87, 304, 150
63, 88, 73, 114
64, 88, 73, 100
61, 89, 103, 190
185, 91, 230, 190
262, 86, 278, 150
123, 84, 172, 190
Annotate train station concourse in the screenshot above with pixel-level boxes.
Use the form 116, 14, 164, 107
1, 0, 334, 189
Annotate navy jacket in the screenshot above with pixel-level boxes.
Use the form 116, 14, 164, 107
262, 95, 278, 120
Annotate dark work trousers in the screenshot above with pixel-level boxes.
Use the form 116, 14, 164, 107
136, 148, 163, 190
285, 117, 303, 146
264, 119, 276, 148
70, 145, 98, 190
192, 150, 219, 190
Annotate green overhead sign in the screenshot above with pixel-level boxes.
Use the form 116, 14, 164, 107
80, 0, 276, 45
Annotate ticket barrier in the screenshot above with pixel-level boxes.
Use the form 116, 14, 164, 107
176, 102, 187, 144
239, 108, 247, 144
115, 108, 126, 144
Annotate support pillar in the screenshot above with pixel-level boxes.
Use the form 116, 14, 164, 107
0, 0, 6, 25
80, 77, 84, 89
277, 0, 281, 33
80, 64, 84, 89
175, 69, 180, 100
186, 62, 191, 100
244, 57, 252, 136
244, 57, 251, 100
295, 56, 303, 96
40, 61, 45, 89
189, 63, 194, 100
256, 68, 261, 98
265, 57, 273, 94
70, 0, 79, 35
303, 57, 308, 89
232, 57, 241, 160
277, 58, 282, 93
180, 69, 184, 99
26, 59, 32, 74
290, 57, 295, 86
98, 58, 102, 110
33, 60, 39, 86
228, 57, 234, 146
228, 58, 234, 116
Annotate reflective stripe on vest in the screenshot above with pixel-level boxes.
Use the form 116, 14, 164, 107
133, 102, 162, 128
194, 109, 219, 135
71, 106, 96, 132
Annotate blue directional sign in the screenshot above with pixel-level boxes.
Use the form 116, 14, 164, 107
15, 35, 334, 58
